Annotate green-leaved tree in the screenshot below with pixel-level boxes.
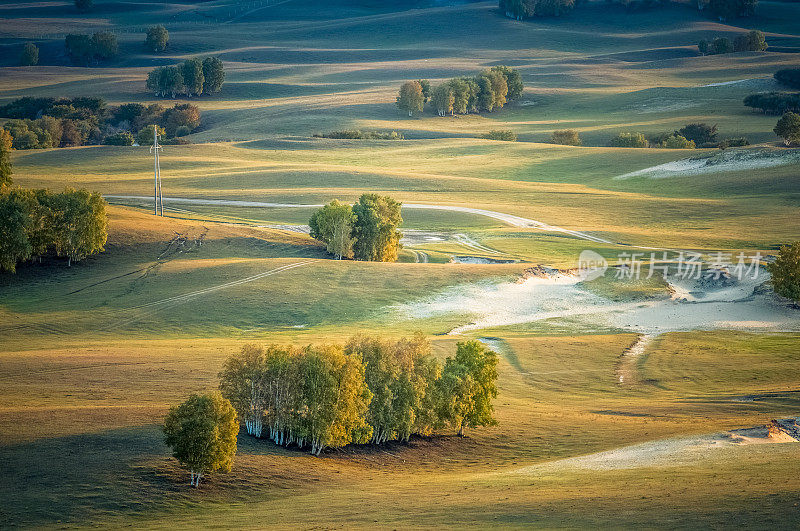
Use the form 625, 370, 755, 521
145, 25, 169, 52
767, 242, 800, 304
309, 199, 355, 259
0, 130, 12, 188
774, 112, 800, 146
202, 57, 225, 94
20, 43, 39, 66
163, 392, 239, 487
438, 340, 499, 437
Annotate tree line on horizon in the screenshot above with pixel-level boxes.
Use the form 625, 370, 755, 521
310, 194, 403, 261
499, 0, 759, 20
0, 97, 201, 149
217, 335, 499, 456
18, 25, 171, 67
396, 66, 523, 117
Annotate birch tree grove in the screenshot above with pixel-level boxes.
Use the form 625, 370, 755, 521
218, 334, 497, 454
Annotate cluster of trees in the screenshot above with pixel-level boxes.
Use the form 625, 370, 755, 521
0, 187, 108, 272
499, 0, 575, 19
397, 66, 523, 117
218, 335, 499, 456
767, 242, 800, 304
698, 30, 767, 55
65, 32, 118, 66
23, 24, 170, 67
310, 194, 402, 261
743, 93, 800, 115
0, 97, 200, 149
609, 123, 749, 149
313, 130, 404, 140
146, 57, 225, 98
611, 131, 696, 148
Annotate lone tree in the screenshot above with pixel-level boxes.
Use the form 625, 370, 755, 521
767, 243, 800, 304
0, 129, 12, 188
145, 25, 169, 52
309, 199, 355, 259
163, 392, 239, 487
437, 340, 499, 437
774, 112, 800, 146
396, 81, 424, 117
20, 43, 39, 66
352, 193, 403, 262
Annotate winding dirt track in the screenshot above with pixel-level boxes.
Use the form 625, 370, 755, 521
104, 195, 613, 244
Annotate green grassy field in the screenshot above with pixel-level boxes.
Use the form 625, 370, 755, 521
1, 0, 800, 528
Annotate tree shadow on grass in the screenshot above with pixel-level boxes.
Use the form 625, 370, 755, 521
0, 426, 313, 528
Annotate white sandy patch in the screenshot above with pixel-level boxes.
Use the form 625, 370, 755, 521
509, 424, 798, 473
629, 99, 700, 114
615, 148, 800, 180
700, 79, 750, 87
394, 270, 800, 335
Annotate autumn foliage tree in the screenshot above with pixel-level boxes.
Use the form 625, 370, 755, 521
218, 335, 498, 453
422, 65, 523, 117
352, 193, 403, 262
396, 81, 424, 117
163, 392, 239, 487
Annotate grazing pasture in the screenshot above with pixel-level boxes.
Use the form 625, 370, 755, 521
1, 0, 799, 527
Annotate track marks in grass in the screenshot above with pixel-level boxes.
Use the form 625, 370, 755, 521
103, 260, 317, 331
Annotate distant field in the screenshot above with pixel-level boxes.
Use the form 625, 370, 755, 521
2, 0, 800, 528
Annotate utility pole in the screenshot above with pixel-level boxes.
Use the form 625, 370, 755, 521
150, 125, 163, 216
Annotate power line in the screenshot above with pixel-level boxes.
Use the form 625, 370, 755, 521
149, 125, 163, 216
